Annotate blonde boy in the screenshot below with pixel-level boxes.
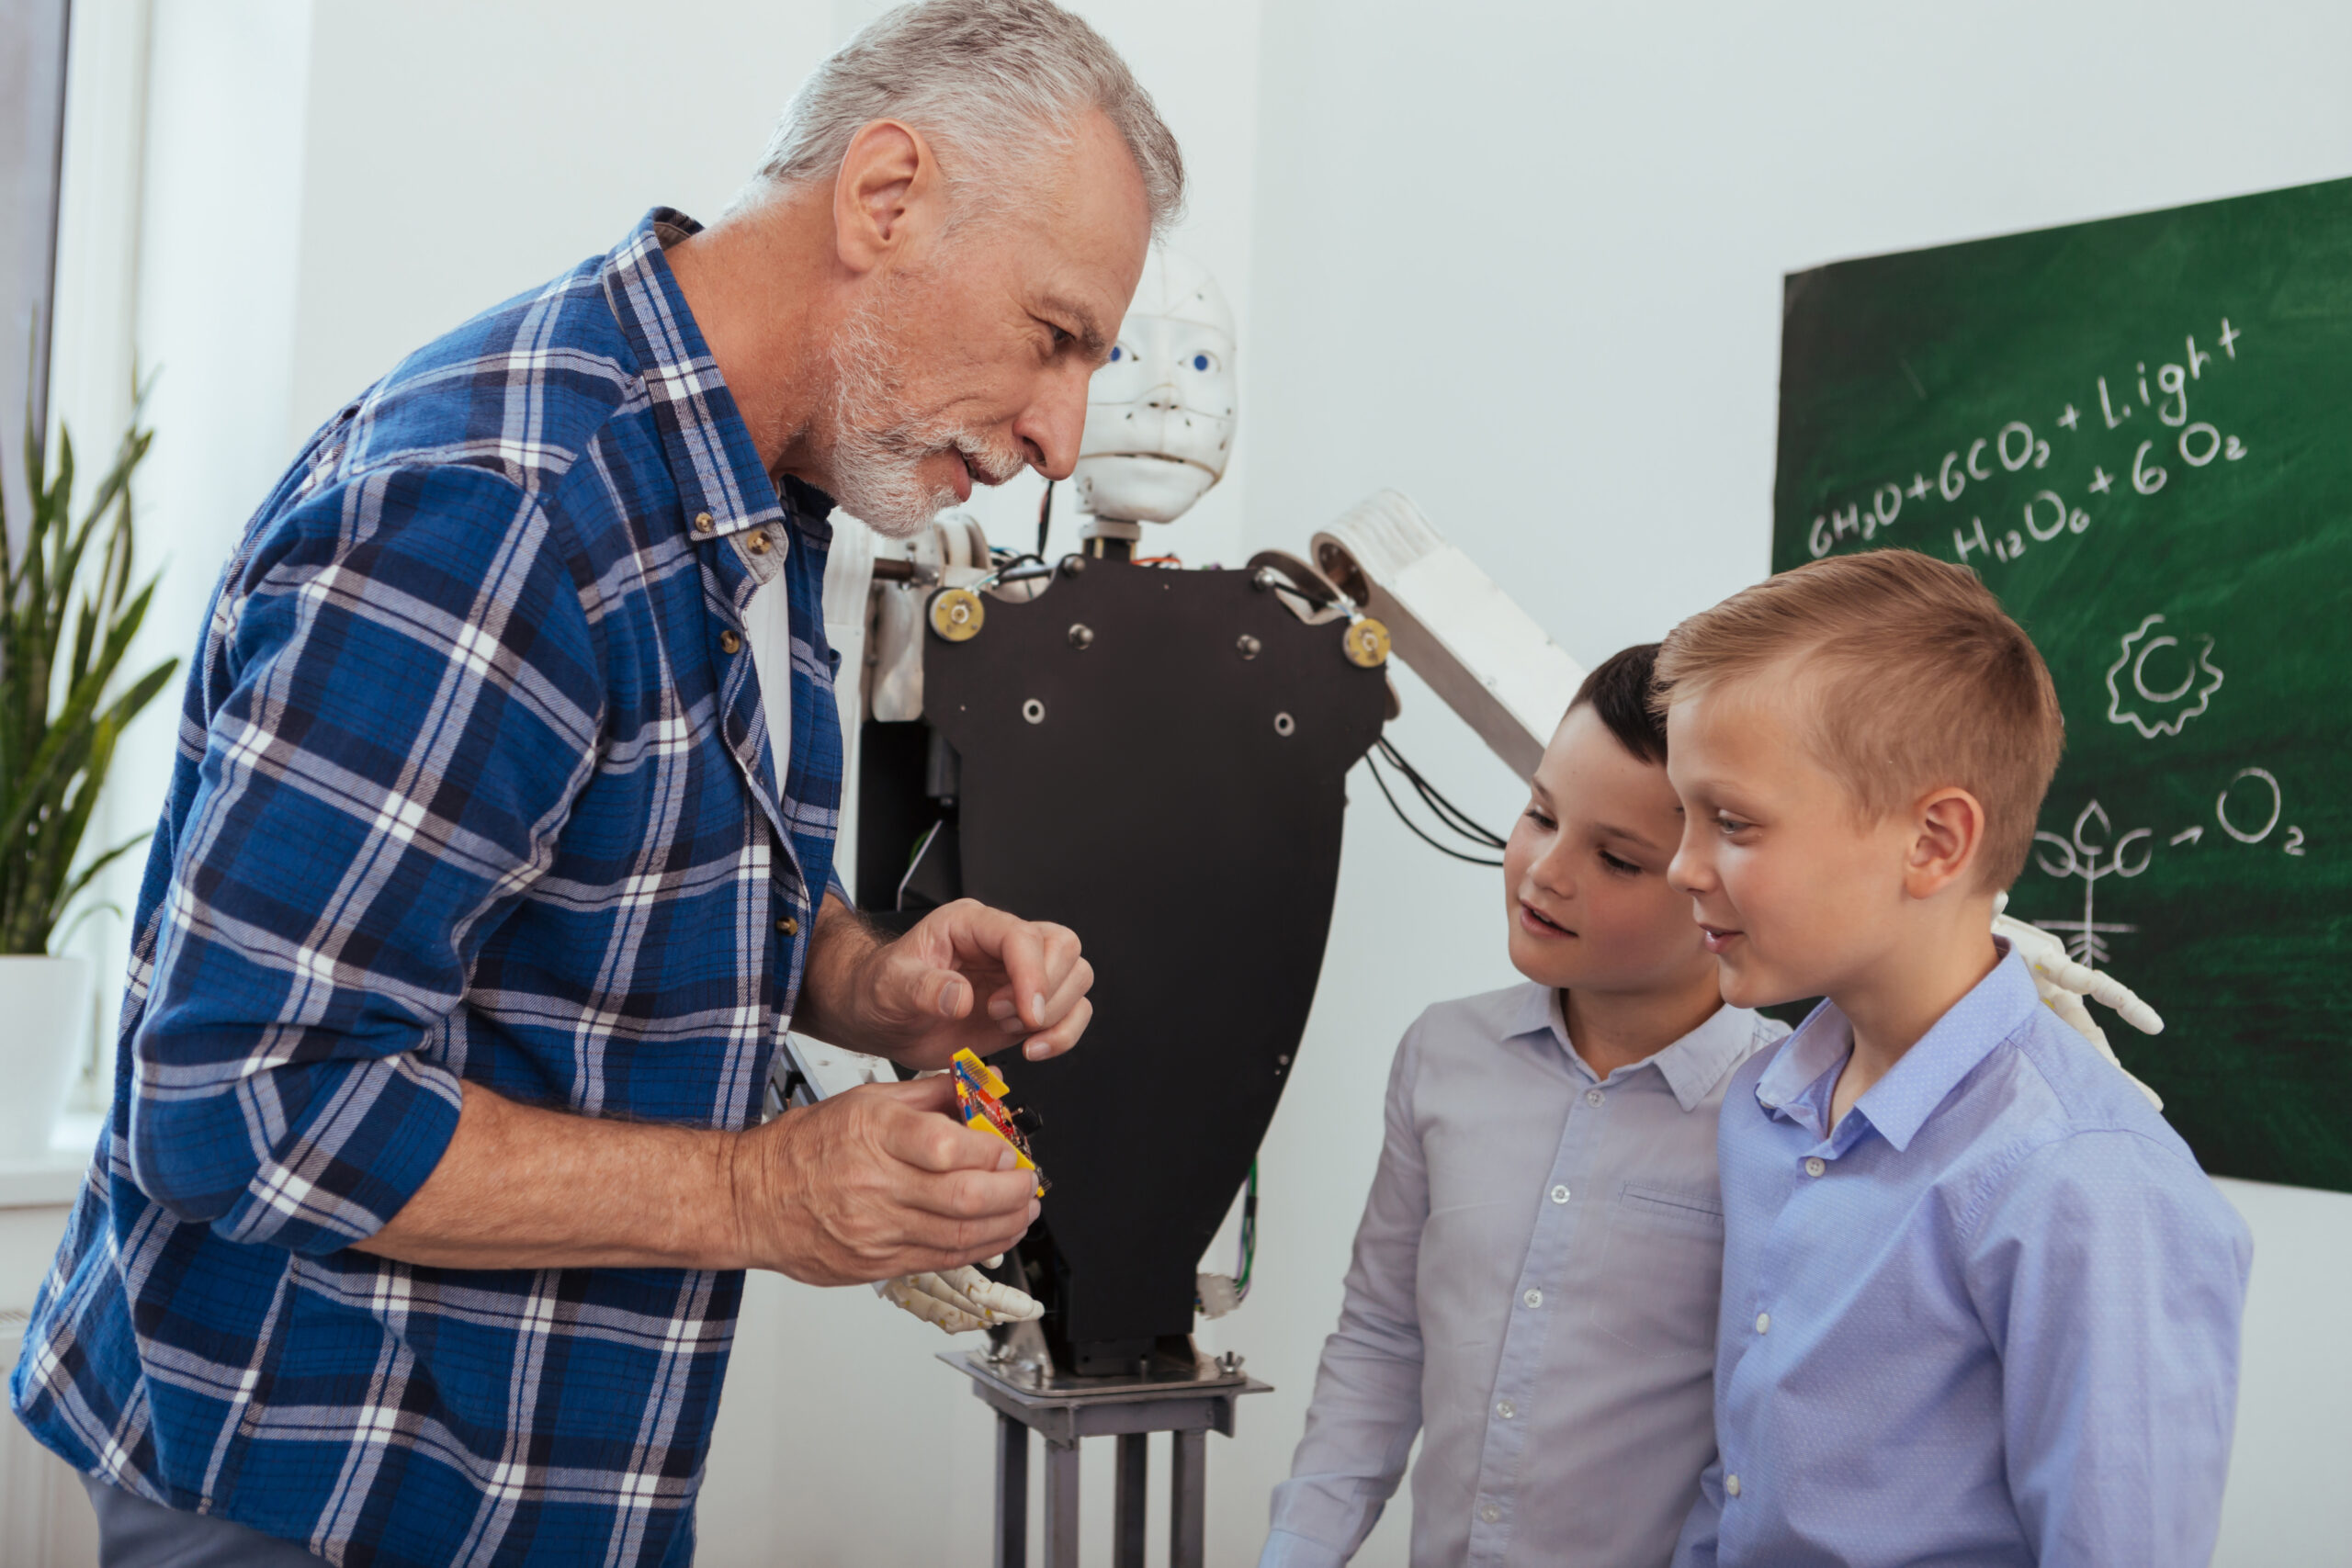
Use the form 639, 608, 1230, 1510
1657, 550, 2251, 1568
1264, 647, 1787, 1568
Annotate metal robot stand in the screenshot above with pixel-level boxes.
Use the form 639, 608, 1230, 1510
943, 1339, 1272, 1568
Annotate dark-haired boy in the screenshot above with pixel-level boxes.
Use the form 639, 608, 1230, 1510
1659, 549, 2251, 1568
1263, 647, 1789, 1568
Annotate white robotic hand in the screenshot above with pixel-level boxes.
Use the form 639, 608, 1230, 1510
876, 1258, 1044, 1336
1992, 895, 2165, 1109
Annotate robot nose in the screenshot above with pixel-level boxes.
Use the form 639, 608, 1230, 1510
1144, 382, 1180, 412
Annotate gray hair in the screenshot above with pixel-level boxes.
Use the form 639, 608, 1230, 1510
745, 0, 1184, 233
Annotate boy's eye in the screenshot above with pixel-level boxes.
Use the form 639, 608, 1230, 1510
1599, 850, 1642, 875
1714, 812, 1753, 836
1522, 807, 1555, 829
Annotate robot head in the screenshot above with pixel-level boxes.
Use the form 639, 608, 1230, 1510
1072, 247, 1236, 525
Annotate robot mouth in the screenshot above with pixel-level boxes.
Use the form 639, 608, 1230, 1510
1093, 452, 1218, 474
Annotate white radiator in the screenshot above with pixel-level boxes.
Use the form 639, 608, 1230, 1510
1, 1310, 96, 1566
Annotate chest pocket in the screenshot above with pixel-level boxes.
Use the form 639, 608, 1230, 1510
1585, 1179, 1725, 1361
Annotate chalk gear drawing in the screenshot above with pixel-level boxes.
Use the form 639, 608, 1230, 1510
2106, 613, 2223, 739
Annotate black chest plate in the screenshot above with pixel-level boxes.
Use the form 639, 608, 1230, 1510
924, 561, 1387, 1359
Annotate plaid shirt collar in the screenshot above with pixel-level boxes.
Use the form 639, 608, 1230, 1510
610, 207, 836, 547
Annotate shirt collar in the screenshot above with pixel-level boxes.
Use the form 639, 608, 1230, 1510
1755, 944, 2040, 1153
1504, 984, 1758, 1112
600, 208, 838, 547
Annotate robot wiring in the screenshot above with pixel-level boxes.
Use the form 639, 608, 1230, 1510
1363, 738, 1510, 867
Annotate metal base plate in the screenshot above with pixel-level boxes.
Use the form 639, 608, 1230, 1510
946, 1345, 1250, 1402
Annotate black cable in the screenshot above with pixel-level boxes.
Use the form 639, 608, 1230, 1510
1035, 479, 1055, 558
1363, 750, 1506, 866
1380, 739, 1505, 846
1376, 737, 1510, 850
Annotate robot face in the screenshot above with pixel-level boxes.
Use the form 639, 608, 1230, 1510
1073, 247, 1237, 525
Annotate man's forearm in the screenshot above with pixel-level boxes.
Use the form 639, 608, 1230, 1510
355, 1082, 750, 1271
788, 894, 888, 1051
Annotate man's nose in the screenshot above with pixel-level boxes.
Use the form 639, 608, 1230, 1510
1015, 366, 1092, 480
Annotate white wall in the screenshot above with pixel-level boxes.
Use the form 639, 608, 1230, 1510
51, 2, 2352, 1565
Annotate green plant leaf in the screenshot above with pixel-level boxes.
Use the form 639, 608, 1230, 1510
0, 395, 164, 954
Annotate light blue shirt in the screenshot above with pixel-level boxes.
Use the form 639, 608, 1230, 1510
1674, 949, 2252, 1568
1265, 985, 1784, 1567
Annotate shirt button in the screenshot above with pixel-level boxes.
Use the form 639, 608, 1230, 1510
693, 511, 715, 534
1585, 1089, 1604, 1107
746, 531, 771, 555
1755, 1312, 1771, 1335
1496, 1400, 1515, 1420
1522, 1288, 1543, 1309
1479, 1504, 1500, 1524
1549, 1184, 1570, 1204
719, 629, 743, 655
1804, 1156, 1826, 1178
1725, 1473, 1742, 1498
776, 917, 798, 936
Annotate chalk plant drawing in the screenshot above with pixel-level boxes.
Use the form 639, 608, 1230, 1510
2031, 800, 2152, 967
2106, 613, 2223, 739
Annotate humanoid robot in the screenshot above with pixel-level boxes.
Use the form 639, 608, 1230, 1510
778, 248, 2165, 1357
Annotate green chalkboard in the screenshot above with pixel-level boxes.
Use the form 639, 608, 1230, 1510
1772, 176, 2352, 1194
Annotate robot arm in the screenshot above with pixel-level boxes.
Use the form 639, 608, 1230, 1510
1299, 491, 2167, 1075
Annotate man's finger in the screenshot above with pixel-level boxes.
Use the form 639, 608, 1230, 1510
900, 1164, 1041, 1224
1035, 955, 1093, 1030
859, 1076, 955, 1114
890, 1203, 1039, 1270
1023, 997, 1093, 1062
872, 1097, 1019, 1175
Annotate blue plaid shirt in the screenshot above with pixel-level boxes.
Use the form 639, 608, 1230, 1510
11, 210, 842, 1566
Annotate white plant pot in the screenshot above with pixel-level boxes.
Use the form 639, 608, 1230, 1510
0, 954, 93, 1161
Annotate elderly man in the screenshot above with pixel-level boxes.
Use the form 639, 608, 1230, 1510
9, 4, 1180, 1562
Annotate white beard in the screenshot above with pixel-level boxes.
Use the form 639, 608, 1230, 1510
823, 288, 1023, 539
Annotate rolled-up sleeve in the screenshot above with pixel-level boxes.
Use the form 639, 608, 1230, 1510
1262, 1023, 1430, 1565
129, 463, 604, 1253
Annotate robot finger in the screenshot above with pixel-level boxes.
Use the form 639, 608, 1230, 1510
880, 1275, 988, 1334
2039, 984, 2119, 1064
955, 1272, 1045, 1324
2081, 971, 2165, 1037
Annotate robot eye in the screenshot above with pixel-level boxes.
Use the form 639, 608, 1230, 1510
1191, 353, 1218, 373
1109, 346, 1122, 362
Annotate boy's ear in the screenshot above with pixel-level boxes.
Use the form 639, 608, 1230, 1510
1904, 786, 1988, 899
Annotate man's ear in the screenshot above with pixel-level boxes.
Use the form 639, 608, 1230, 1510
832, 119, 944, 275
1904, 786, 1988, 899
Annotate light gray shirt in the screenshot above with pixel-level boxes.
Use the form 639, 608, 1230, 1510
1263, 984, 1785, 1568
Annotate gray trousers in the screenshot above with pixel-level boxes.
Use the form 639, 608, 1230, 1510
83, 1476, 325, 1567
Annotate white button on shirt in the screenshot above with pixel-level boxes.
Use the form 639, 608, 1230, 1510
1804, 1156, 1826, 1178
1264, 984, 1786, 1568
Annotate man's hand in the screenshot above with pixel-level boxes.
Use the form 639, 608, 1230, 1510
729, 1076, 1042, 1285
797, 895, 1093, 1071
